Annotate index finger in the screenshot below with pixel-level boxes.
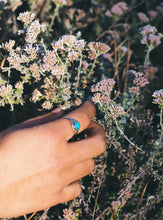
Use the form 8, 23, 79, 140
49, 101, 96, 141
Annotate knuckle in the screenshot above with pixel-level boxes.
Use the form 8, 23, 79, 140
97, 123, 105, 133
83, 110, 91, 123
40, 125, 61, 143
98, 135, 106, 153
74, 183, 82, 198
89, 159, 95, 173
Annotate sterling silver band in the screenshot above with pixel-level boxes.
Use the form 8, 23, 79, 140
63, 116, 80, 134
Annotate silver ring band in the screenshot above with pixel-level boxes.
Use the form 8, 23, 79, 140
63, 116, 80, 134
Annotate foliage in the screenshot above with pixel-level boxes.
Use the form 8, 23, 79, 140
0, 0, 163, 219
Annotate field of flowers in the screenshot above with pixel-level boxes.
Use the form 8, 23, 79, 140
0, 0, 163, 219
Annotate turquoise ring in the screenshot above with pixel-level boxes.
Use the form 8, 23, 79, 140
63, 116, 80, 134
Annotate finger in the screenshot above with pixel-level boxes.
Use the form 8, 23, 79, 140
60, 181, 81, 203
68, 122, 106, 164
1, 108, 64, 136
71, 159, 95, 182
60, 159, 95, 185
22, 107, 64, 127
51, 101, 96, 141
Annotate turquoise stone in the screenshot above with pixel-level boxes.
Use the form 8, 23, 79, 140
74, 121, 80, 130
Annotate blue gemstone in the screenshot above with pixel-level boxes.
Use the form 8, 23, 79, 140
74, 121, 80, 130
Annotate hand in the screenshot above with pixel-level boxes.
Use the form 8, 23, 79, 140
0, 101, 106, 218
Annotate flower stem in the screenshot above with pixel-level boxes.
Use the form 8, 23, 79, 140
144, 44, 153, 67
159, 107, 163, 143
75, 55, 82, 92
48, 4, 60, 34
115, 120, 142, 151
88, 57, 97, 78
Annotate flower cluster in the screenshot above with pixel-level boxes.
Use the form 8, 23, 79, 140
111, 189, 132, 213
144, 66, 158, 77
137, 12, 149, 23
105, 1, 128, 17
152, 89, 163, 106
51, 34, 86, 63
0, 39, 15, 54
0, 82, 24, 110
0, 12, 110, 111
128, 71, 149, 95
108, 104, 125, 120
62, 208, 78, 220
87, 42, 110, 60
17, 11, 35, 26
148, 10, 157, 19
140, 24, 163, 47
156, 2, 163, 14
91, 78, 115, 104
9, 0, 22, 12
133, 72, 149, 87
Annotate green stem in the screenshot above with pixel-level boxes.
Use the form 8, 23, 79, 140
144, 44, 153, 67
92, 184, 101, 220
121, 95, 137, 122
159, 107, 163, 143
88, 57, 97, 78
75, 54, 82, 93
115, 120, 142, 151
48, 4, 60, 34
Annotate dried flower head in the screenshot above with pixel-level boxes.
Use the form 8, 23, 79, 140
25, 20, 47, 44
52, 35, 77, 50
148, 10, 157, 19
0, 84, 13, 97
108, 105, 125, 120
156, 3, 163, 14
24, 44, 39, 60
62, 208, 78, 220
148, 34, 162, 46
92, 92, 102, 104
144, 66, 158, 76
88, 42, 110, 60
68, 51, 79, 61
129, 86, 140, 95
91, 78, 115, 93
29, 63, 40, 80
91, 78, 115, 104
41, 50, 57, 73
140, 24, 157, 36
15, 81, 23, 90
32, 89, 42, 103
17, 11, 35, 26
9, 0, 22, 12
41, 101, 53, 110
88, 42, 110, 55
1, 40, 15, 53
120, 46, 128, 54
111, 200, 121, 212
152, 89, 163, 106
137, 12, 149, 22
111, 1, 128, 16
105, 9, 111, 17
133, 72, 149, 87
7, 53, 22, 70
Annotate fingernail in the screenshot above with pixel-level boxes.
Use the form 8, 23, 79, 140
52, 107, 62, 113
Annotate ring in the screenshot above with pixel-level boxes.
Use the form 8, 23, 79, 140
63, 116, 80, 134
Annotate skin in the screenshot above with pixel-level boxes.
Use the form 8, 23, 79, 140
0, 101, 106, 218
